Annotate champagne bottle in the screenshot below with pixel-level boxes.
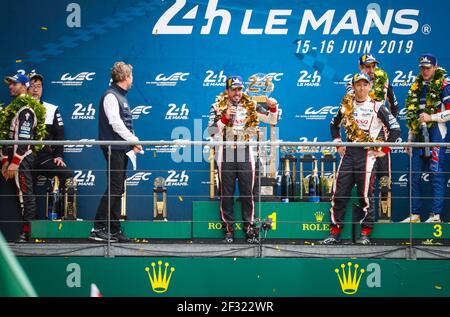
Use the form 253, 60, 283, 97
308, 161, 320, 203
417, 105, 431, 158
50, 176, 60, 220
281, 158, 293, 203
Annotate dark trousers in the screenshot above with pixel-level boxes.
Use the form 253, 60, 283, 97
219, 146, 255, 236
94, 150, 127, 233
17, 155, 37, 223
0, 174, 21, 241
375, 152, 390, 179
330, 148, 377, 230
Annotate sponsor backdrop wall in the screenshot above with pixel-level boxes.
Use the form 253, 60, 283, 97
1, 0, 449, 222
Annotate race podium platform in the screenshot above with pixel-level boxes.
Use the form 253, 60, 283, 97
6, 201, 450, 297
28, 201, 450, 243
192, 201, 352, 239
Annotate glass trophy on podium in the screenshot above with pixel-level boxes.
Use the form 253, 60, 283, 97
378, 176, 392, 222
153, 177, 167, 221
319, 152, 337, 202
62, 178, 77, 220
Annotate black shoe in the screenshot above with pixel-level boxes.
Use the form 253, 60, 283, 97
89, 229, 118, 242
356, 234, 371, 245
223, 233, 234, 244
321, 234, 340, 245
113, 231, 131, 243
16, 232, 30, 243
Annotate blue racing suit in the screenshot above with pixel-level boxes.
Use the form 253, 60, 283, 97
410, 80, 450, 215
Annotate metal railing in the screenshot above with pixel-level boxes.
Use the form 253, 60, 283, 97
1, 139, 449, 259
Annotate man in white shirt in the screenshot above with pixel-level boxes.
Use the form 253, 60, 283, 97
90, 62, 142, 243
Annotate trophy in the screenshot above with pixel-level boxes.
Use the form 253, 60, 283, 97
46, 176, 60, 220
153, 177, 167, 221
378, 176, 392, 222
121, 179, 127, 220
319, 153, 337, 202
299, 154, 316, 201
254, 130, 277, 201
246, 73, 277, 201
62, 178, 77, 220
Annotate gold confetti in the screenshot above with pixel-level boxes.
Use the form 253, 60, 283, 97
153, 151, 157, 157
41, 26, 48, 31
15, 60, 22, 63
178, 196, 183, 202
58, 223, 63, 231
435, 285, 442, 290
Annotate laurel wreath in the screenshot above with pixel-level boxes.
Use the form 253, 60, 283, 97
215, 92, 259, 130
405, 67, 447, 135
369, 68, 388, 102
340, 93, 383, 151
0, 94, 47, 153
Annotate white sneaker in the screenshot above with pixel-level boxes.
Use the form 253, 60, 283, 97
401, 214, 421, 223
425, 213, 441, 223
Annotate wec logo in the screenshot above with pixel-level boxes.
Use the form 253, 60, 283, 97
126, 172, 152, 186
155, 73, 189, 82
304, 106, 338, 115
131, 105, 152, 120
297, 106, 338, 121
61, 72, 95, 81
334, 73, 353, 86
249, 72, 283, 82
147, 72, 189, 87
64, 139, 95, 153
52, 72, 95, 86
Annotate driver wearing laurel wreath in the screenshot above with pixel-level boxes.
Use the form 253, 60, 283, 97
346, 53, 399, 222
401, 54, 450, 223
321, 73, 401, 245
207, 76, 279, 244
0, 72, 47, 242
